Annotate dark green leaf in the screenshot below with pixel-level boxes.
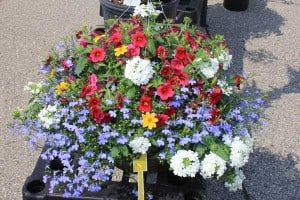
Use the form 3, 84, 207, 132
75, 58, 88, 75
126, 87, 137, 98
111, 147, 120, 158
195, 145, 207, 158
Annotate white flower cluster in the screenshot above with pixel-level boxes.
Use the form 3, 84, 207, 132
24, 82, 43, 94
217, 80, 233, 96
129, 137, 151, 154
200, 152, 227, 179
38, 105, 59, 129
123, 0, 141, 6
133, 3, 161, 17
197, 58, 219, 79
224, 168, 245, 191
228, 135, 253, 168
218, 50, 232, 70
170, 150, 200, 177
124, 56, 154, 86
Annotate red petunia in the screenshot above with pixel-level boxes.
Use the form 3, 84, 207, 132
90, 47, 106, 63
160, 64, 173, 78
209, 108, 220, 125
81, 85, 97, 98
171, 58, 184, 70
156, 45, 168, 60
164, 107, 176, 117
132, 32, 147, 48
138, 95, 152, 112
156, 114, 170, 128
125, 44, 140, 57
141, 86, 156, 96
79, 38, 89, 47
235, 75, 243, 90
183, 53, 195, 66
208, 87, 222, 105
90, 106, 105, 123
108, 31, 122, 45
175, 46, 187, 60
157, 83, 174, 101
116, 92, 124, 109
167, 76, 181, 86
178, 72, 189, 86
185, 31, 198, 51
89, 96, 100, 108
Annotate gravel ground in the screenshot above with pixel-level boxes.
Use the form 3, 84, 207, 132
0, 0, 299, 199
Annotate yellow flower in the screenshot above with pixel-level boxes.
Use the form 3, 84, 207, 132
142, 112, 158, 130
93, 34, 105, 43
50, 68, 56, 79
114, 45, 127, 57
55, 81, 69, 95
82, 22, 88, 28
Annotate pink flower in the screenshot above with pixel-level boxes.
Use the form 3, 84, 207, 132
90, 47, 106, 63
89, 74, 98, 86
125, 44, 140, 57
132, 32, 147, 48
171, 58, 184, 70
157, 83, 174, 101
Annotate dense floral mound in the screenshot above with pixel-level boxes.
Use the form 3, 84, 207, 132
11, 11, 265, 198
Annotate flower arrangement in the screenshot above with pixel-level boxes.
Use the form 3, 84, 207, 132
11, 5, 265, 198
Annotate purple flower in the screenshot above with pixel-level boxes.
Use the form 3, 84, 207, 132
109, 110, 117, 118
117, 136, 129, 144
131, 118, 141, 125
110, 130, 119, 137
179, 136, 191, 146
106, 99, 113, 105
156, 139, 164, 147
98, 133, 110, 145
143, 130, 153, 137
191, 132, 202, 143
88, 183, 101, 192
159, 152, 166, 159
181, 86, 189, 93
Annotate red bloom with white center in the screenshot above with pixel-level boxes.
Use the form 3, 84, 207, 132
108, 31, 122, 45
157, 83, 174, 100
171, 58, 184, 70
125, 44, 140, 57
175, 46, 187, 60
209, 108, 220, 125
132, 32, 147, 47
138, 95, 152, 112
156, 114, 170, 127
178, 72, 189, 86
235, 75, 243, 90
160, 64, 173, 78
90, 47, 106, 63
156, 45, 168, 60
89, 96, 100, 108
208, 87, 223, 105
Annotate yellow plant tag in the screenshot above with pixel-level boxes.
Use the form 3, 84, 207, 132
133, 154, 147, 200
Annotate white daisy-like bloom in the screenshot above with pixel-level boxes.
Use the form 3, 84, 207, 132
24, 82, 43, 94
170, 150, 200, 177
129, 137, 151, 154
124, 56, 154, 86
198, 58, 219, 79
224, 168, 245, 191
133, 3, 161, 17
228, 136, 253, 168
38, 105, 59, 129
123, 0, 141, 6
217, 80, 233, 96
218, 50, 232, 70
200, 152, 227, 179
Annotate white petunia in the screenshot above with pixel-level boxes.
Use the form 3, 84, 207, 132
133, 3, 161, 17
217, 80, 233, 96
123, 0, 141, 6
218, 50, 232, 70
224, 168, 245, 191
170, 150, 200, 177
24, 82, 43, 94
129, 137, 151, 154
198, 58, 219, 79
38, 105, 59, 129
200, 152, 226, 179
228, 135, 253, 168
124, 56, 154, 86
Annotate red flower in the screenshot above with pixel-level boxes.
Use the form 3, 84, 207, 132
156, 114, 170, 127
183, 53, 195, 66
156, 45, 168, 60
169, 25, 180, 33
185, 31, 198, 51
141, 86, 156, 96
209, 108, 220, 125
175, 46, 187, 60
89, 96, 100, 108
208, 87, 222, 105
167, 76, 181, 86
164, 107, 176, 117
108, 31, 122, 45
76, 30, 83, 39
90, 47, 106, 63
90, 106, 105, 124
116, 92, 124, 109
81, 85, 97, 98
60, 97, 68, 103
160, 64, 173, 78
157, 83, 174, 100
178, 72, 189, 86
132, 32, 147, 48
125, 44, 140, 57
235, 75, 243, 90
171, 58, 184, 70
196, 31, 209, 40
101, 112, 112, 123
138, 96, 152, 112
79, 38, 89, 47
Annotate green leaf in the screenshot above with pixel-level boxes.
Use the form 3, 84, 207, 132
126, 87, 137, 98
75, 58, 88, 75
147, 38, 156, 56
120, 146, 129, 157
195, 145, 207, 158
204, 136, 230, 161
111, 147, 120, 158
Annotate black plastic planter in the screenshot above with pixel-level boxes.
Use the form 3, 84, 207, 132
223, 0, 249, 11
23, 146, 206, 200
99, 0, 180, 21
